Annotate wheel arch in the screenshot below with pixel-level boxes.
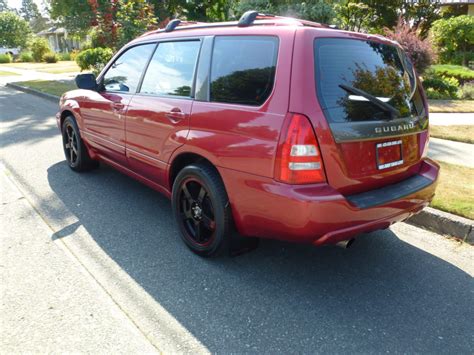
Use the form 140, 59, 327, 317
168, 152, 221, 191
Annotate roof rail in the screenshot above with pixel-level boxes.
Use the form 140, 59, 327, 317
237, 10, 334, 29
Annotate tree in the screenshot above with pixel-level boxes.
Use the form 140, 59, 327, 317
49, 0, 101, 34
335, 1, 374, 32
235, 0, 335, 24
431, 15, 474, 66
0, 12, 32, 48
20, 0, 41, 22
116, 0, 157, 48
401, 0, 441, 39
20, 0, 49, 33
49, 0, 157, 49
384, 19, 436, 74
0, 0, 10, 12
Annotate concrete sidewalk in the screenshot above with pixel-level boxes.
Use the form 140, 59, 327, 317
428, 137, 474, 168
0, 170, 158, 354
0, 65, 78, 84
430, 112, 474, 126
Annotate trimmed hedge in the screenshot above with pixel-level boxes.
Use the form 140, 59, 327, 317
431, 65, 474, 85
0, 53, 12, 63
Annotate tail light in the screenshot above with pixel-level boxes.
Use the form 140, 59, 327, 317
274, 113, 326, 184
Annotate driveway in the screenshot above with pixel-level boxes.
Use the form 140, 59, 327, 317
1, 85, 473, 353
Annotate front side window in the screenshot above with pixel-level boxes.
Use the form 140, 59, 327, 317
210, 36, 279, 106
140, 40, 201, 97
103, 44, 155, 93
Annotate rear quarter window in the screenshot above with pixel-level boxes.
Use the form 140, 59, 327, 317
210, 36, 279, 106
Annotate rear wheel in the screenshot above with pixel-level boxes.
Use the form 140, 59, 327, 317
172, 164, 232, 257
62, 116, 98, 172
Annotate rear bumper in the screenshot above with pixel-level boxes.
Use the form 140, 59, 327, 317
219, 158, 439, 246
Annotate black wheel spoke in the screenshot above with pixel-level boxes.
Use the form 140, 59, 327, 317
181, 199, 192, 219
182, 183, 193, 203
69, 147, 75, 162
197, 187, 206, 204
201, 213, 216, 231
194, 221, 202, 241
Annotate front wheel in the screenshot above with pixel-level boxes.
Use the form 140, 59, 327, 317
62, 116, 98, 172
172, 164, 232, 257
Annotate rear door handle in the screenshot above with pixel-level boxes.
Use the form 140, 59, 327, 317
165, 108, 187, 123
112, 103, 125, 111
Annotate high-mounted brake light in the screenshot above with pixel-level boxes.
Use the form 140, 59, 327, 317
274, 113, 326, 184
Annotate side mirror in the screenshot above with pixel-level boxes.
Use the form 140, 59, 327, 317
75, 73, 98, 91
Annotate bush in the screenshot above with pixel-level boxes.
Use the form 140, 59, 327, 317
59, 52, 71, 61
384, 19, 436, 74
459, 82, 474, 100
430, 65, 474, 85
0, 53, 12, 63
423, 71, 459, 99
70, 49, 80, 61
18, 51, 34, 62
30, 36, 51, 62
75, 47, 114, 75
43, 52, 59, 63
431, 15, 474, 66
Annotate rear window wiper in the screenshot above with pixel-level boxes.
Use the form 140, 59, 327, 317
339, 84, 400, 120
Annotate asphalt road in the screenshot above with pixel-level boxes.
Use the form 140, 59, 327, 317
1, 85, 473, 354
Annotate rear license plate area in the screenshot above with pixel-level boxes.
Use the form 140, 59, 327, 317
376, 140, 403, 170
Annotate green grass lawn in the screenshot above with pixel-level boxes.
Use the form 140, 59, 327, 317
430, 64, 474, 82
0, 70, 19, 76
430, 161, 474, 220
428, 100, 474, 113
430, 125, 474, 144
15, 80, 76, 97
0, 61, 81, 74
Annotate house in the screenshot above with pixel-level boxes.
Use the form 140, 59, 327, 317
439, 0, 474, 16
37, 27, 82, 53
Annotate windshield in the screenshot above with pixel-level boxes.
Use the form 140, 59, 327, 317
314, 38, 424, 123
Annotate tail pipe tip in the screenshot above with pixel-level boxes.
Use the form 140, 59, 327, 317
335, 238, 355, 249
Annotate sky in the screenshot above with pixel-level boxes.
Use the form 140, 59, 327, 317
7, 0, 44, 10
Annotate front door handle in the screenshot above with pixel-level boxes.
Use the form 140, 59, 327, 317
165, 108, 187, 123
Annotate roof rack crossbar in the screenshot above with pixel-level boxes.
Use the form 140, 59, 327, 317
238, 10, 275, 27
165, 19, 181, 32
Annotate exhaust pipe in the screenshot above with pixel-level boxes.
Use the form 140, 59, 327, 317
335, 238, 355, 249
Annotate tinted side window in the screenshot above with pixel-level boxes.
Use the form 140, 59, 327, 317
210, 36, 278, 106
103, 44, 155, 93
140, 40, 201, 97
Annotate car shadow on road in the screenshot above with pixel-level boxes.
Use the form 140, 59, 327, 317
46, 161, 473, 354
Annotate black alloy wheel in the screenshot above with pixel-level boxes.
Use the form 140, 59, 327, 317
172, 164, 232, 257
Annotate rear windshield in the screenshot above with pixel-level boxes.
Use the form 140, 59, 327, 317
314, 38, 424, 123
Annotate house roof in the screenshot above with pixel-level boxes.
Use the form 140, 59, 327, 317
37, 27, 67, 36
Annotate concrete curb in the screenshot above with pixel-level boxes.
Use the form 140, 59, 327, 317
6, 81, 473, 245
407, 207, 474, 245
6, 82, 60, 103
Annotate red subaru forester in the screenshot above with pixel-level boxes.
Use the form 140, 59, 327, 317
57, 12, 439, 257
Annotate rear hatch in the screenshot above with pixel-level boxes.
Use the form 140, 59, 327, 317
311, 36, 429, 195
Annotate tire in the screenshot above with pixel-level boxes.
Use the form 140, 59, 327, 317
172, 163, 232, 257
61, 115, 98, 172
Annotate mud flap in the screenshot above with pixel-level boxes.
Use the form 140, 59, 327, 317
229, 233, 260, 257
